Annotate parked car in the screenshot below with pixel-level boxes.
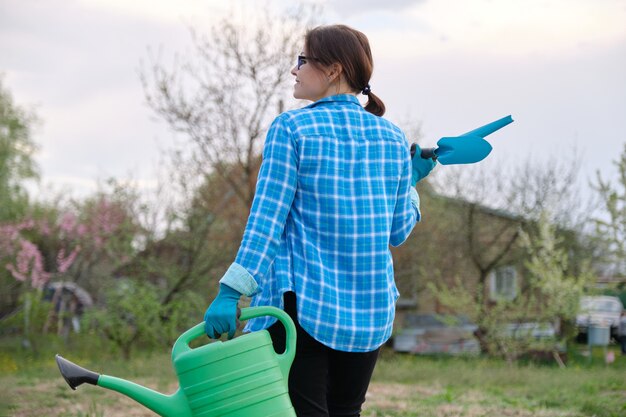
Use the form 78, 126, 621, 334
503, 322, 556, 339
576, 295, 624, 339
393, 313, 480, 355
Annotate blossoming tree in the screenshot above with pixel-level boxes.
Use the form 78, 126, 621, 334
0, 194, 136, 340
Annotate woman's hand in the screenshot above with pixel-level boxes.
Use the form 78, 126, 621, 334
203, 284, 241, 339
411, 143, 437, 186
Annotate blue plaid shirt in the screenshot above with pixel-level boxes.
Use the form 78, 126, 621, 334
223, 94, 420, 352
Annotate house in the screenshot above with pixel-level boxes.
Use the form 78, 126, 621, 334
392, 186, 530, 316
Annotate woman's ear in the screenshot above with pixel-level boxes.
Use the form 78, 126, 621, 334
326, 63, 343, 82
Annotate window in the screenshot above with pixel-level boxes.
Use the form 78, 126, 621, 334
489, 266, 517, 301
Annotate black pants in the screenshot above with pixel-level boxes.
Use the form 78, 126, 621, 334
267, 292, 380, 417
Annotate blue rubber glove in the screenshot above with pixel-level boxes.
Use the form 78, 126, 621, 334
203, 283, 241, 339
411, 143, 437, 186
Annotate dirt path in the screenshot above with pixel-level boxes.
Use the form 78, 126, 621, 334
4, 378, 580, 417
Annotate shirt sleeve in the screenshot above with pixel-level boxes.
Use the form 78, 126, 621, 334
389, 147, 420, 247
230, 115, 298, 292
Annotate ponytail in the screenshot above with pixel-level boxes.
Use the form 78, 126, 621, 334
364, 91, 385, 117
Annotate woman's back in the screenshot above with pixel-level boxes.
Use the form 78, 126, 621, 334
242, 94, 418, 351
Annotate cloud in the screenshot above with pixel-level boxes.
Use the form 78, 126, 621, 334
326, 0, 426, 16
320, 0, 626, 59
400, 0, 626, 56
74, 0, 227, 25
3, 0, 625, 203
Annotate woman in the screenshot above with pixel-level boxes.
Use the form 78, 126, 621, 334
204, 24, 435, 416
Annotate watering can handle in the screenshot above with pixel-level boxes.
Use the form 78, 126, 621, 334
239, 306, 296, 381
172, 306, 297, 381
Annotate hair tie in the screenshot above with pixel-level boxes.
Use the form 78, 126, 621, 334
361, 84, 371, 95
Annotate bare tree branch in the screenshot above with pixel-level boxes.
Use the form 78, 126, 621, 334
140, 4, 319, 208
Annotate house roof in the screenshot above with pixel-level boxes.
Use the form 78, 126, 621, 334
427, 188, 524, 222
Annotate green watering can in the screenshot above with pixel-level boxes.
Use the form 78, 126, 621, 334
55, 306, 297, 417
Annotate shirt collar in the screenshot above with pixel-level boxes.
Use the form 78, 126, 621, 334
305, 94, 361, 109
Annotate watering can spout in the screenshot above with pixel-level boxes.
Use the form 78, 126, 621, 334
55, 354, 99, 390
56, 354, 191, 417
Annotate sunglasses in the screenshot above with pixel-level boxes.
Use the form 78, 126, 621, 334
297, 55, 319, 70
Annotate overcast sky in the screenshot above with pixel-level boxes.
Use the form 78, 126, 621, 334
1, 0, 625, 203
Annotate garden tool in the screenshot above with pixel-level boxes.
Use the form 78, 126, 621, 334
55, 306, 297, 417
412, 115, 514, 164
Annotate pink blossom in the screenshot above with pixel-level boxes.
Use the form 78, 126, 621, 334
0, 227, 16, 253
3, 197, 133, 288
95, 199, 126, 236
0, 224, 22, 240
18, 219, 35, 230
38, 219, 52, 236
6, 239, 52, 289
59, 212, 77, 236
6, 264, 27, 282
57, 246, 80, 274
76, 224, 88, 237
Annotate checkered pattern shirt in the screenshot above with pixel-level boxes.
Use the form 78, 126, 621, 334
233, 94, 419, 352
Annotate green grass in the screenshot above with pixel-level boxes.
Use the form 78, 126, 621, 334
366, 347, 626, 417
1, 335, 625, 417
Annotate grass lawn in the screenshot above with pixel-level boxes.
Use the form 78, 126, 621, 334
366, 347, 626, 417
0, 336, 624, 417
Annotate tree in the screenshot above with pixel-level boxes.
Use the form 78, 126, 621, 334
400, 152, 595, 355
134, 4, 318, 305
0, 183, 140, 341
0, 77, 39, 222
0, 77, 41, 341
426, 212, 594, 362
83, 279, 204, 359
116, 168, 246, 308
0, 214, 79, 292
140, 4, 317, 209
0, 205, 79, 347
593, 143, 626, 277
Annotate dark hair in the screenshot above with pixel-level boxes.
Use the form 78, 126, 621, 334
305, 25, 386, 116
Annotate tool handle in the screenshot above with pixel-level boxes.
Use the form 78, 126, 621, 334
461, 115, 513, 138
240, 307, 297, 381
171, 306, 297, 381
410, 143, 437, 160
